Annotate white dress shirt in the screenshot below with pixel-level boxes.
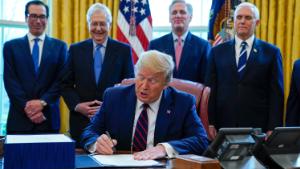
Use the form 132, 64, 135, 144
27, 32, 46, 66
89, 93, 178, 158
134, 95, 178, 158
172, 31, 188, 49
235, 34, 255, 65
92, 38, 108, 61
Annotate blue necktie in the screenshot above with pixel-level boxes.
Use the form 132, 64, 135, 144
32, 38, 39, 74
132, 104, 149, 152
237, 41, 247, 79
94, 44, 102, 84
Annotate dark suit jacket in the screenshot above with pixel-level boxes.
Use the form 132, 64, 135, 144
286, 59, 300, 126
3, 35, 67, 133
81, 85, 209, 155
149, 32, 211, 83
206, 38, 284, 132
61, 38, 134, 145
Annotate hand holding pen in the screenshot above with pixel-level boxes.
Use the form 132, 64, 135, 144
94, 131, 117, 155
105, 131, 117, 153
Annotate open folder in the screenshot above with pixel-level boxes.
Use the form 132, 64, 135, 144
90, 154, 165, 167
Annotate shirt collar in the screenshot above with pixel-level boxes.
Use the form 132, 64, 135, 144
27, 32, 46, 42
172, 31, 188, 42
136, 92, 163, 113
235, 34, 255, 48
93, 38, 108, 49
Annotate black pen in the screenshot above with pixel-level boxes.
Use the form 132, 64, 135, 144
105, 131, 116, 153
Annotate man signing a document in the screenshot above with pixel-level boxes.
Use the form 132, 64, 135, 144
81, 50, 208, 160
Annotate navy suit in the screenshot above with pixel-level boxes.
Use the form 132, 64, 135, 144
81, 85, 208, 155
62, 38, 134, 146
206, 38, 284, 132
286, 59, 300, 126
3, 35, 67, 133
149, 32, 210, 83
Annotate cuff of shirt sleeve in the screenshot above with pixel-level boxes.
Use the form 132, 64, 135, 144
159, 143, 178, 158
88, 142, 97, 153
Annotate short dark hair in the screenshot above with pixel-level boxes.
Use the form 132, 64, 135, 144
25, 0, 49, 18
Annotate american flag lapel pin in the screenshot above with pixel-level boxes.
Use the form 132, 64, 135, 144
166, 110, 171, 114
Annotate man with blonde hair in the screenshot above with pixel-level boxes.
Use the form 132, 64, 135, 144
82, 50, 208, 160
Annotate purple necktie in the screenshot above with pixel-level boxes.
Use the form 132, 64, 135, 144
132, 104, 149, 152
237, 41, 247, 79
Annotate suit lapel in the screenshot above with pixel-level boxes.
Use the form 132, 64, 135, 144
38, 36, 52, 77
227, 40, 240, 80
84, 39, 96, 86
98, 38, 116, 88
21, 35, 36, 76
166, 34, 177, 74
118, 86, 137, 149
177, 32, 191, 75
241, 38, 260, 80
154, 88, 173, 145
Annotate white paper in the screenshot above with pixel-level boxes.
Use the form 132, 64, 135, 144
6, 134, 73, 143
91, 154, 160, 167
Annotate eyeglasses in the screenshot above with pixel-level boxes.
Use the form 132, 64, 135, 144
27, 14, 48, 21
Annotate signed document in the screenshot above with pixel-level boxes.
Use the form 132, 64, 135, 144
91, 154, 162, 167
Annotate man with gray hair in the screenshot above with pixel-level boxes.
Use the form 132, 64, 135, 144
206, 2, 283, 139
81, 50, 208, 159
61, 3, 134, 147
149, 0, 210, 83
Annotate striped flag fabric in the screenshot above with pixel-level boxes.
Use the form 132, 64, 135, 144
117, 0, 152, 64
208, 0, 236, 46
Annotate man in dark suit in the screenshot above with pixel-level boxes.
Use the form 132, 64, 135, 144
81, 50, 208, 160
206, 2, 284, 139
286, 59, 300, 126
61, 3, 134, 147
148, 0, 210, 83
3, 0, 67, 134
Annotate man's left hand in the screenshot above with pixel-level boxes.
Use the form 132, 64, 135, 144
133, 144, 166, 160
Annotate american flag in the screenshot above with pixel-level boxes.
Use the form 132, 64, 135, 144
117, 0, 152, 63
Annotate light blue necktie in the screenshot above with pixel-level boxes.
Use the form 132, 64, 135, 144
237, 41, 247, 79
32, 38, 40, 74
94, 44, 103, 84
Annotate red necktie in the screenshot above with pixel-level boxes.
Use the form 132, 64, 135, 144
175, 36, 183, 70
132, 104, 149, 151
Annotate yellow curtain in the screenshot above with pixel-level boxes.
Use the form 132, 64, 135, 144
249, 0, 300, 122
51, 0, 120, 133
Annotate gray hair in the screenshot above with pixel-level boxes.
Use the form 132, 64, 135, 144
169, 0, 193, 16
135, 50, 174, 84
234, 2, 260, 20
86, 3, 112, 25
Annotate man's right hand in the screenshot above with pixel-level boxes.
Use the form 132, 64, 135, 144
75, 100, 102, 118
95, 134, 117, 155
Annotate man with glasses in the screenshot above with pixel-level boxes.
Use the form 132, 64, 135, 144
205, 2, 284, 139
149, 0, 210, 83
61, 3, 134, 147
81, 50, 208, 159
3, 0, 67, 134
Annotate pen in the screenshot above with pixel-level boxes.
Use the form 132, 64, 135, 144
105, 131, 116, 153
